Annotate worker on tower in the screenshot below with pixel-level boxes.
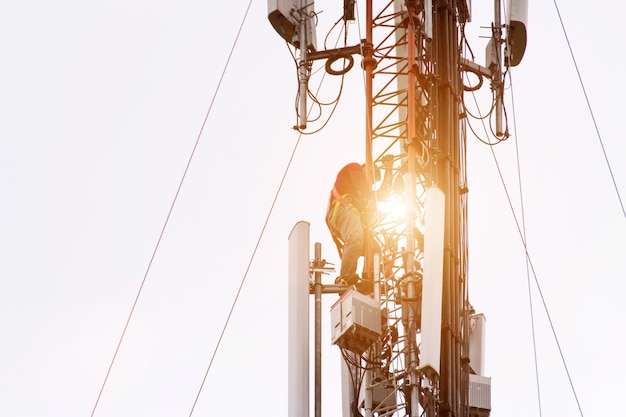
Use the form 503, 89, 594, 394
326, 161, 392, 293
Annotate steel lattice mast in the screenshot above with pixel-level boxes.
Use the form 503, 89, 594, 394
361, 1, 470, 416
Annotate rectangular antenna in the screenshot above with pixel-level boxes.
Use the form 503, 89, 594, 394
419, 187, 445, 376
288, 221, 310, 417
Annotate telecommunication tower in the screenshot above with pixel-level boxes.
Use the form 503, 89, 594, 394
276, 0, 528, 416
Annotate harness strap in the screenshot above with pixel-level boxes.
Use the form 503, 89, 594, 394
332, 186, 351, 207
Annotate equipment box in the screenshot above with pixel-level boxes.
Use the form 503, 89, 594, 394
330, 287, 381, 354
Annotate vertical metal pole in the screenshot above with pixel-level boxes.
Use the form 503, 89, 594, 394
340, 354, 356, 417
405, 7, 421, 416
363, 365, 372, 417
363, 252, 381, 417
297, 0, 309, 130
438, 6, 455, 415
494, 0, 504, 136
364, 0, 374, 173
434, 3, 465, 416
362, 0, 376, 287
373, 253, 381, 302
314, 242, 323, 417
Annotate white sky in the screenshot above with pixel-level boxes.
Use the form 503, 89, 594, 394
1, 1, 624, 417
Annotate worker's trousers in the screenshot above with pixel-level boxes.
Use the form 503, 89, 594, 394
333, 204, 364, 280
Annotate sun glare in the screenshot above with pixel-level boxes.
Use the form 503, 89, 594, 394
377, 198, 409, 223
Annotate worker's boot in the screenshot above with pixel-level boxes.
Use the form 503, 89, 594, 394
356, 272, 374, 295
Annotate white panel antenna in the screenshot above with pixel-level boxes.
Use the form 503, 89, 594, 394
506, 0, 528, 66
268, 0, 298, 46
268, 0, 317, 51
419, 187, 446, 376
288, 221, 310, 417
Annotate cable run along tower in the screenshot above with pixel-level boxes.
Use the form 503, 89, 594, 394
271, 0, 528, 416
